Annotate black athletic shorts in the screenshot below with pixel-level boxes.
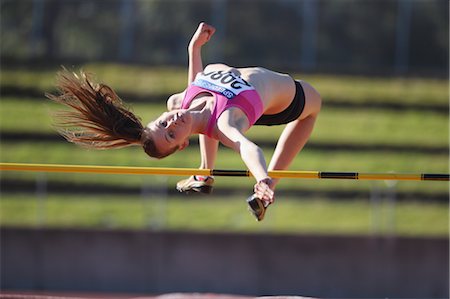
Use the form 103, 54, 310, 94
254, 80, 305, 126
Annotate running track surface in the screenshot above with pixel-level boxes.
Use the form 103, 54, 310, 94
0, 292, 316, 299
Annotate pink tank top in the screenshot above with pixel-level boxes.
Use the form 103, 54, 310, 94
181, 70, 264, 138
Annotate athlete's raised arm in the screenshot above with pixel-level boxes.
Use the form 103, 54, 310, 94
188, 22, 216, 84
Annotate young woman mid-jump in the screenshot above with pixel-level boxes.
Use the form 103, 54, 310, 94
49, 23, 322, 221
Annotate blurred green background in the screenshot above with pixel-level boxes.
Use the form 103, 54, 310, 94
0, 0, 448, 236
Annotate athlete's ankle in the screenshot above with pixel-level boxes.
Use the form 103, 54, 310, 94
195, 175, 213, 181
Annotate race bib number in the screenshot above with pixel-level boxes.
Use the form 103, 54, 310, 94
193, 70, 254, 99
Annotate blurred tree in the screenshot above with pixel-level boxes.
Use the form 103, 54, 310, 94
317, 0, 398, 73
1, 0, 34, 60
0, 0, 447, 76
225, 0, 302, 69
409, 0, 449, 73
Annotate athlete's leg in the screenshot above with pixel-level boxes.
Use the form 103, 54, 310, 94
268, 115, 318, 188
268, 81, 322, 189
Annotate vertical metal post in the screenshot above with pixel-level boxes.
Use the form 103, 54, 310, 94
395, 0, 412, 74
370, 183, 382, 235
210, 0, 227, 62
36, 173, 47, 227
300, 0, 318, 71
119, 0, 135, 62
31, 0, 45, 57
141, 178, 153, 228
157, 176, 168, 229
385, 179, 398, 236
141, 176, 168, 230
371, 179, 398, 236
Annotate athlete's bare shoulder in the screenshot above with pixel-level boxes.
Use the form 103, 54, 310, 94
167, 91, 185, 110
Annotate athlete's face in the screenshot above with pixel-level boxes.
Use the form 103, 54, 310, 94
146, 110, 191, 155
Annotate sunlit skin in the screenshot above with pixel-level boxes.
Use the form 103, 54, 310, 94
147, 110, 191, 152
48, 22, 320, 212
148, 22, 321, 206
146, 98, 213, 153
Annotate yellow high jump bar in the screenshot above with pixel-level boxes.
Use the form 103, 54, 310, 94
0, 162, 448, 181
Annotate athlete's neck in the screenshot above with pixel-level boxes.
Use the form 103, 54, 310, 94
188, 96, 214, 134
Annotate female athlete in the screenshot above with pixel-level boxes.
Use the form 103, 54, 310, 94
48, 22, 322, 221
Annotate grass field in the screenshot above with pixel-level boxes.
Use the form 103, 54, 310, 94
2, 64, 448, 106
1, 64, 448, 236
1, 195, 448, 237
1, 99, 448, 148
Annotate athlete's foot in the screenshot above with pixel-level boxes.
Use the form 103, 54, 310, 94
176, 175, 214, 194
246, 194, 267, 221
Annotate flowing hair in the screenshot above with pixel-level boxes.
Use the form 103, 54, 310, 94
47, 69, 177, 159
47, 69, 144, 149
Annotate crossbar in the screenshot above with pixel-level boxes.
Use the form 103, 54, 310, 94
1, 162, 448, 181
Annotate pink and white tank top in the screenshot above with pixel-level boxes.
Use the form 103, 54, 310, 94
181, 70, 264, 138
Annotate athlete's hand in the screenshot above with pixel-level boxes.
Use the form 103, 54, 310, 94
189, 22, 216, 49
254, 177, 275, 206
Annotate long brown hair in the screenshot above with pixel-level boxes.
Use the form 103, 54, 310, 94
46, 69, 181, 161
